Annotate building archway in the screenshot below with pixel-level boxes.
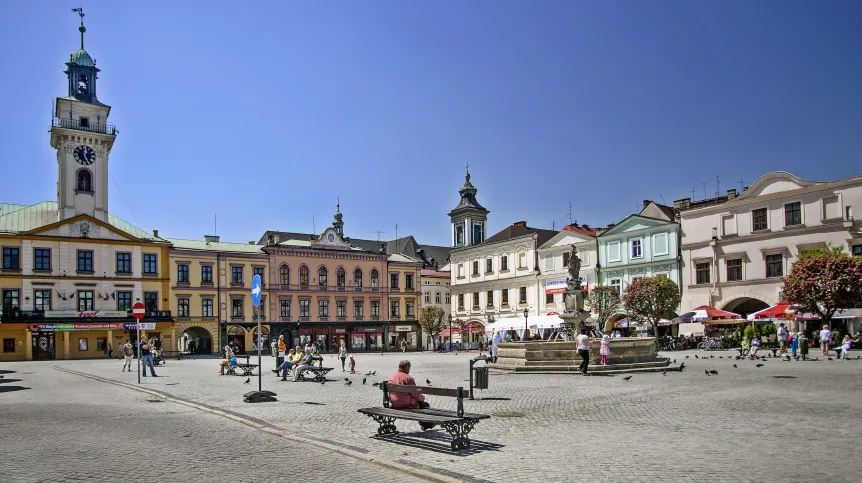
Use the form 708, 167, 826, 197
606, 313, 628, 334
721, 297, 770, 319
180, 326, 213, 355
227, 326, 246, 354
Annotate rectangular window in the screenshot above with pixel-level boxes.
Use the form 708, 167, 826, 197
752, 208, 768, 231
726, 259, 743, 281
545, 254, 554, 271
486, 258, 493, 273
631, 239, 643, 258
424, 292, 430, 303
435, 292, 441, 304
501, 256, 508, 271
390, 300, 400, 317
34, 290, 52, 311
653, 233, 669, 256
487, 290, 494, 307
144, 292, 158, 311
472, 261, 479, 276
766, 254, 783, 277
390, 273, 399, 289
406, 300, 415, 317
232, 267, 243, 284
562, 251, 570, 268
607, 242, 621, 262
610, 279, 621, 295
445, 292, 450, 304
546, 292, 554, 304
232, 299, 243, 317
177, 264, 189, 283
117, 291, 132, 311
79, 116, 89, 128
77, 250, 93, 272
336, 300, 346, 317
202, 299, 213, 317
116, 252, 131, 273
784, 202, 802, 226
519, 286, 527, 304
472, 292, 480, 308
2, 247, 20, 269
371, 300, 380, 317
501, 289, 509, 305
457, 264, 464, 278
280, 300, 290, 317
632, 276, 643, 284
695, 262, 710, 284
518, 253, 527, 269
458, 294, 464, 310
852, 244, 862, 257
178, 299, 190, 317
34, 248, 51, 271
319, 299, 329, 317
300, 268, 310, 286
253, 267, 264, 281
143, 254, 157, 274
405, 274, 414, 290
78, 291, 94, 311
3, 338, 14, 353
300, 299, 310, 317
2, 289, 20, 311
354, 300, 364, 317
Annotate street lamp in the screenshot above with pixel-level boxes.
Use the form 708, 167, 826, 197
448, 314, 452, 352
523, 307, 529, 342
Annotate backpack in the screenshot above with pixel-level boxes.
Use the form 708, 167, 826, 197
122, 344, 133, 357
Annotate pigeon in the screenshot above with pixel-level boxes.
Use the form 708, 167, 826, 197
344, 377, 349, 382
710, 355, 714, 359
320, 380, 326, 385
828, 358, 834, 361
733, 364, 737, 368
705, 370, 710, 376
371, 371, 376, 376
709, 370, 718, 375
345, 380, 352, 386
673, 359, 677, 364
362, 377, 367, 385
244, 378, 250, 384
426, 379, 432, 385
695, 355, 699, 359
622, 376, 632, 381
719, 356, 723, 359
756, 363, 764, 368
685, 355, 689, 359
372, 382, 380, 387
365, 371, 372, 376
679, 362, 685, 371
662, 370, 667, 376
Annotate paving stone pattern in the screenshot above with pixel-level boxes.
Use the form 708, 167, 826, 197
4, 349, 862, 482
0, 364, 425, 483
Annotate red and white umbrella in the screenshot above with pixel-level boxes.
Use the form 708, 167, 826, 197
681, 305, 741, 323
747, 301, 793, 322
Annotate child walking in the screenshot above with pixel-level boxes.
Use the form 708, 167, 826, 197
348, 354, 356, 374
600, 334, 611, 365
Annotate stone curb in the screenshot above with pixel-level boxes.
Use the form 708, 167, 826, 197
54, 366, 464, 483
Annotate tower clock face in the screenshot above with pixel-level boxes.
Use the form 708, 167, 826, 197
73, 145, 96, 165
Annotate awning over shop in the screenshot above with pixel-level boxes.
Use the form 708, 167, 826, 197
678, 306, 741, 323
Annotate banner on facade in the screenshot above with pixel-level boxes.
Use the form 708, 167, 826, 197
28, 322, 127, 332
44, 310, 129, 319
545, 278, 568, 294
395, 325, 412, 332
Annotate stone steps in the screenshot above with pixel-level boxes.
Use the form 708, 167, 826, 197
489, 359, 674, 374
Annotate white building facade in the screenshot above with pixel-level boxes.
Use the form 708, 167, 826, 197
537, 225, 598, 315
680, 171, 862, 317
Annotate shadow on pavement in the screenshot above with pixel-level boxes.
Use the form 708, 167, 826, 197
0, 386, 30, 393
0, 369, 16, 375
0, 379, 23, 384
372, 430, 504, 456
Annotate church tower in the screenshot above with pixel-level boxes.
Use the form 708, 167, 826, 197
50, 10, 117, 222
448, 166, 489, 248
332, 200, 344, 236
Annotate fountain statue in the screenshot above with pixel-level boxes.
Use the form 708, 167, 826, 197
558, 245, 590, 340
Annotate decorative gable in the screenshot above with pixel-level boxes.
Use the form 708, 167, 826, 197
29, 216, 137, 242
738, 172, 817, 200
311, 227, 352, 250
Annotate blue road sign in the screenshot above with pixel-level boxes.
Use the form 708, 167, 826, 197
251, 274, 262, 307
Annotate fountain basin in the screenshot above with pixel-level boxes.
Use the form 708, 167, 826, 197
494, 337, 671, 373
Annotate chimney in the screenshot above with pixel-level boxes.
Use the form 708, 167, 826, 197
152, 229, 159, 238
204, 235, 220, 243
743, 186, 749, 192
673, 198, 691, 211
513, 221, 527, 227
582, 224, 589, 229
643, 200, 651, 210
727, 189, 737, 199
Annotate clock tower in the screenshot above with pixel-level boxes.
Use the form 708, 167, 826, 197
50, 12, 117, 223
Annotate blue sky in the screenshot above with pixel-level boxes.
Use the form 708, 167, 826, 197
3, 1, 861, 247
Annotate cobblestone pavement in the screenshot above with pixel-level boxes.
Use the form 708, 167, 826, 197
5, 349, 862, 482
0, 363, 426, 483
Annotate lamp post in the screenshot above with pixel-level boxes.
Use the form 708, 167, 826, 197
448, 314, 452, 352
523, 307, 529, 342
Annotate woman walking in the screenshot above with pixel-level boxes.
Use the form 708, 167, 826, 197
577, 328, 591, 375
338, 341, 348, 372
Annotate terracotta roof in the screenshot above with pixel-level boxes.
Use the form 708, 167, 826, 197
562, 224, 598, 237
421, 269, 450, 278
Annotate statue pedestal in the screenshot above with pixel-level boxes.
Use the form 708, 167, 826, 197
493, 338, 671, 374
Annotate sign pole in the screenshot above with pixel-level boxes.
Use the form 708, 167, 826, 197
137, 323, 141, 384
132, 301, 146, 385
257, 305, 262, 392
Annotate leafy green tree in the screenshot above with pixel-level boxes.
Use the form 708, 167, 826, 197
418, 305, 447, 345
783, 246, 862, 328
622, 277, 681, 346
586, 285, 622, 334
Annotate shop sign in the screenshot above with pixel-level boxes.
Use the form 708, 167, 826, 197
28, 322, 127, 332
333, 328, 347, 334
545, 278, 567, 294
362, 327, 381, 333
395, 325, 412, 332
45, 310, 129, 319
127, 323, 156, 330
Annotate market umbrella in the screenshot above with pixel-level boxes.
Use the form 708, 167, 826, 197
747, 301, 792, 322
685, 305, 741, 322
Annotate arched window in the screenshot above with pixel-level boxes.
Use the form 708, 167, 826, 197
336, 267, 346, 288
370, 269, 379, 289
353, 268, 363, 288
318, 266, 328, 288
299, 265, 309, 287
77, 74, 89, 95
77, 170, 92, 192
279, 265, 290, 286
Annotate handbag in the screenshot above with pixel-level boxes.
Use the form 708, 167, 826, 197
229, 357, 238, 365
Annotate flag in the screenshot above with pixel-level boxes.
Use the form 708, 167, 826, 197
111, 292, 116, 300
69, 293, 74, 299
98, 293, 102, 300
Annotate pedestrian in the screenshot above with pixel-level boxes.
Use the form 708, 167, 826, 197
117, 341, 123, 360
107, 342, 113, 359
270, 338, 277, 357
400, 338, 407, 353
121, 338, 134, 372
600, 334, 611, 365
348, 354, 356, 374
338, 341, 348, 372
491, 331, 502, 363
819, 325, 831, 355
276, 335, 286, 369
777, 323, 787, 354
841, 335, 852, 360
139, 336, 158, 377
790, 331, 799, 358
798, 332, 809, 359
577, 328, 590, 376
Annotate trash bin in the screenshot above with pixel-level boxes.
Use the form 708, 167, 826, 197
473, 366, 489, 390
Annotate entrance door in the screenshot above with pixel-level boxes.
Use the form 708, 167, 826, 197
32, 332, 55, 360
227, 326, 246, 354
368, 332, 382, 351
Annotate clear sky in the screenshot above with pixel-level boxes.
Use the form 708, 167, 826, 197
3, 1, 861, 247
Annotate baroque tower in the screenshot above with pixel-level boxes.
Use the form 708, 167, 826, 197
50, 11, 117, 222
448, 166, 489, 248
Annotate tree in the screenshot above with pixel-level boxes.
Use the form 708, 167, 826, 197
586, 285, 622, 334
418, 305, 447, 347
782, 246, 862, 328
622, 277, 681, 345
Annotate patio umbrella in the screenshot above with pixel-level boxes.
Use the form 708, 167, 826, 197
687, 305, 742, 322
747, 301, 792, 322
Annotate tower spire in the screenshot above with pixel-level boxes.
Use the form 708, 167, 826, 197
72, 7, 86, 50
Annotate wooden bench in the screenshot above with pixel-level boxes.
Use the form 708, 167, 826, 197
296, 356, 333, 382
358, 382, 491, 451
225, 363, 258, 377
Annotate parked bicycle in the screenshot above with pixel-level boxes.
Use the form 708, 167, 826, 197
697, 338, 725, 351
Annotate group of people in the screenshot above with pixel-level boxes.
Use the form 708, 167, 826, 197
117, 336, 159, 376
768, 323, 856, 359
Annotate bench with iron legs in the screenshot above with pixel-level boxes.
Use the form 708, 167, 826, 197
296, 357, 333, 382
358, 382, 491, 451
225, 363, 258, 377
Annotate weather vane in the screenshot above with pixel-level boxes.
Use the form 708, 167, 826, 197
71, 6, 86, 50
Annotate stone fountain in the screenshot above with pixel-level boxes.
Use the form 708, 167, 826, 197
494, 245, 672, 374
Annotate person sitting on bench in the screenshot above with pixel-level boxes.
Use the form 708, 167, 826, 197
388, 359, 435, 430
272, 348, 296, 379
219, 344, 235, 375
292, 348, 316, 382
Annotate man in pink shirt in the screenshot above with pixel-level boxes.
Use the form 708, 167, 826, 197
387, 360, 434, 430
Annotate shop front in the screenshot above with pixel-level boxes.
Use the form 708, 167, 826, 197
23, 319, 174, 360
387, 323, 420, 351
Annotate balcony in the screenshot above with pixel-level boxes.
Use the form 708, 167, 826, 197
53, 117, 118, 136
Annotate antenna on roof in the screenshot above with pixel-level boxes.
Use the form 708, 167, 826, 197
738, 177, 747, 191
566, 202, 575, 225
690, 187, 697, 200
214, 214, 217, 236
715, 175, 722, 198
312, 217, 316, 236
701, 182, 708, 201
369, 230, 386, 241
395, 224, 398, 253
